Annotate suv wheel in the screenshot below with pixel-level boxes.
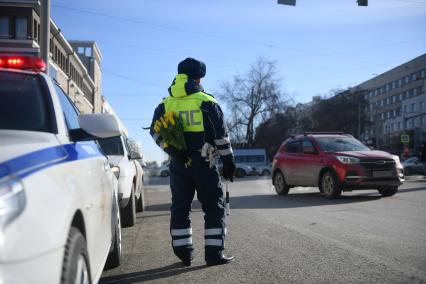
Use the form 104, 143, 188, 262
105, 198, 122, 270
136, 187, 145, 212
235, 168, 246, 178
273, 171, 290, 195
320, 171, 342, 198
261, 169, 271, 176
121, 184, 136, 227
61, 227, 91, 284
378, 186, 398, 197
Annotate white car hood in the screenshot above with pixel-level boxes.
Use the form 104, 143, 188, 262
0, 130, 60, 164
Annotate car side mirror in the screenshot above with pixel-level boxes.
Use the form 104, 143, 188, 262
129, 150, 142, 160
70, 114, 121, 142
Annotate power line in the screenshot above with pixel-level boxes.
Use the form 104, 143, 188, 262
52, 4, 388, 67
103, 70, 164, 88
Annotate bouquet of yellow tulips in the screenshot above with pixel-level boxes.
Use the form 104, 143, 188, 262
153, 112, 191, 166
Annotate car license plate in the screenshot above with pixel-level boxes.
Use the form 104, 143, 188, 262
373, 170, 392, 178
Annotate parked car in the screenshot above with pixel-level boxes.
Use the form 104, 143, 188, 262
402, 157, 425, 175
254, 164, 272, 176
158, 162, 170, 177
272, 133, 404, 198
97, 135, 144, 227
0, 57, 122, 284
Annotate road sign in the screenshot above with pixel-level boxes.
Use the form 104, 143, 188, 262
278, 0, 296, 5
401, 134, 410, 143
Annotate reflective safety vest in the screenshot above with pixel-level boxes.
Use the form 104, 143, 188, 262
162, 73, 217, 133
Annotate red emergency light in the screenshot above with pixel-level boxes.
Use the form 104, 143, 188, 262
0, 56, 46, 72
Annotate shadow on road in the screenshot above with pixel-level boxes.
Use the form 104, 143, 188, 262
143, 187, 425, 212
100, 262, 207, 283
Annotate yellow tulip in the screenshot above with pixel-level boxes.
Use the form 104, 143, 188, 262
154, 125, 160, 133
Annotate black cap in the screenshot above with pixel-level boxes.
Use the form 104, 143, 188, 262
177, 57, 206, 79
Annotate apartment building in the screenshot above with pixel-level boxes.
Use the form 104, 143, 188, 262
0, 0, 102, 114
356, 53, 426, 153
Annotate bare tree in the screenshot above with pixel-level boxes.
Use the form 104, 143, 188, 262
220, 57, 288, 147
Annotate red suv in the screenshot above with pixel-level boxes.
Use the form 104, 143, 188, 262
272, 133, 404, 198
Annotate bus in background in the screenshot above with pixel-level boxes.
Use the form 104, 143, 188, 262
234, 148, 272, 176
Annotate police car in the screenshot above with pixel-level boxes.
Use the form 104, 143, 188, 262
0, 56, 122, 284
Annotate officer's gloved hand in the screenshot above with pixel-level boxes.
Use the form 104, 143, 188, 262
222, 158, 236, 182
165, 145, 190, 165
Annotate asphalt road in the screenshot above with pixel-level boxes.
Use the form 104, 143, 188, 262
101, 176, 426, 284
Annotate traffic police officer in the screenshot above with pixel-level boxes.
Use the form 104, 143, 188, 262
150, 58, 236, 266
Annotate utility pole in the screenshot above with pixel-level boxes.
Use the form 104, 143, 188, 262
40, 0, 50, 73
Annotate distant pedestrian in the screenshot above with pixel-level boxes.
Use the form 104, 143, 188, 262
420, 142, 426, 176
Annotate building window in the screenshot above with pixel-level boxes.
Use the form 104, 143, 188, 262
77, 47, 85, 54
0, 17, 9, 38
392, 81, 396, 89
411, 103, 416, 112
413, 88, 417, 96
386, 98, 390, 105
392, 96, 396, 103
405, 76, 410, 84
385, 84, 389, 92
398, 79, 402, 87
398, 122, 402, 130
381, 113, 384, 120
411, 73, 416, 82
420, 101, 424, 110
404, 105, 408, 113
15, 17, 28, 39
421, 69, 425, 78
393, 109, 396, 117
415, 118, 420, 127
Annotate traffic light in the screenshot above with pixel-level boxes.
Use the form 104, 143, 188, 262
278, 0, 296, 6
357, 0, 368, 6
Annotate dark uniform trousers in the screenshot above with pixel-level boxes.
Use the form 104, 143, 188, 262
169, 152, 226, 259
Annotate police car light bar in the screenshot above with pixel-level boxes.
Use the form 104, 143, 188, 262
0, 56, 46, 72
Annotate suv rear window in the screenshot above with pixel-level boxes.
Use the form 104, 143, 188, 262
316, 136, 370, 152
0, 71, 51, 132
98, 136, 124, 156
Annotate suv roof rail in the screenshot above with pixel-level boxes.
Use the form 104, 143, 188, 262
303, 131, 347, 136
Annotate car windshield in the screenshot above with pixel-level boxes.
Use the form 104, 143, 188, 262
0, 71, 51, 132
316, 137, 370, 152
97, 136, 124, 155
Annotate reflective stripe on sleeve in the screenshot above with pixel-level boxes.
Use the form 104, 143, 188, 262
214, 137, 230, 146
172, 238, 193, 247
205, 239, 223, 246
205, 228, 226, 236
218, 148, 233, 156
171, 228, 192, 236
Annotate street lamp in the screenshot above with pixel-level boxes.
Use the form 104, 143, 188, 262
277, 0, 368, 6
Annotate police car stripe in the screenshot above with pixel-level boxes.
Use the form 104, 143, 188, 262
205, 239, 223, 246
0, 142, 104, 180
172, 237, 193, 247
171, 228, 192, 236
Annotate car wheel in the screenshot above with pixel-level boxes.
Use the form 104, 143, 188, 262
404, 167, 412, 176
136, 187, 145, 212
273, 171, 290, 195
378, 186, 398, 197
235, 168, 246, 178
121, 184, 136, 227
105, 198, 122, 270
261, 170, 271, 176
61, 227, 91, 284
320, 171, 342, 198
160, 170, 169, 177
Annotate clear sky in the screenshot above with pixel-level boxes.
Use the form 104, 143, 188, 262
50, 0, 426, 163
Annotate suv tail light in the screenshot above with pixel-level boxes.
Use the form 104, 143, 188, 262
0, 56, 46, 72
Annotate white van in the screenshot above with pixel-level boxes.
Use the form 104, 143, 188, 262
98, 136, 144, 227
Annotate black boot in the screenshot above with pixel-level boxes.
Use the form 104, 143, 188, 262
205, 251, 235, 266
175, 250, 193, 267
